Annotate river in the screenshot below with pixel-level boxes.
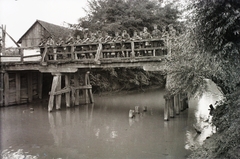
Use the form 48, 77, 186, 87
0, 81, 222, 159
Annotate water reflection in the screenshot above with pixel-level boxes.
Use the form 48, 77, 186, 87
185, 80, 223, 150
1, 88, 196, 158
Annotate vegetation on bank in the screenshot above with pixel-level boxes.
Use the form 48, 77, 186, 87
89, 68, 166, 93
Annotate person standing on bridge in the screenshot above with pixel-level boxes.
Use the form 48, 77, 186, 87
121, 30, 131, 57
152, 24, 161, 39
45, 36, 55, 60
142, 27, 152, 56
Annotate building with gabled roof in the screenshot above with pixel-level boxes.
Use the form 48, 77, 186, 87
17, 20, 73, 47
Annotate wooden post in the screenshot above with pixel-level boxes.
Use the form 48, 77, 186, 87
4, 72, 9, 106
71, 45, 75, 60
15, 72, 21, 104
20, 48, 24, 63
131, 41, 135, 58
1, 25, 6, 53
38, 72, 43, 99
84, 72, 90, 104
153, 49, 156, 56
169, 96, 175, 118
164, 95, 169, 121
48, 74, 60, 112
74, 73, 80, 105
65, 74, 71, 107
0, 72, 4, 106
179, 93, 184, 111
41, 46, 48, 65
55, 74, 62, 110
28, 72, 33, 102
174, 94, 180, 115
86, 71, 94, 103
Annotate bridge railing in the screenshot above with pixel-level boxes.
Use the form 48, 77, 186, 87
0, 47, 41, 63
0, 38, 168, 64
41, 38, 167, 64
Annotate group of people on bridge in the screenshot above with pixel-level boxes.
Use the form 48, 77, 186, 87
39, 24, 177, 47
39, 24, 176, 60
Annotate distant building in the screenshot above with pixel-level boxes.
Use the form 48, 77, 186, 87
17, 20, 72, 47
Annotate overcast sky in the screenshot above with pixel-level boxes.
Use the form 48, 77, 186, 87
0, 0, 88, 47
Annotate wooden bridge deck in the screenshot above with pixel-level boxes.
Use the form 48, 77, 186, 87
1, 39, 168, 72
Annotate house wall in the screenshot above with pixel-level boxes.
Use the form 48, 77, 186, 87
21, 23, 50, 47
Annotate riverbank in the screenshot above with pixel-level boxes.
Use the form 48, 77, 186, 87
189, 89, 240, 159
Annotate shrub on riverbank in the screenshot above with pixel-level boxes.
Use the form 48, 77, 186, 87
189, 89, 240, 159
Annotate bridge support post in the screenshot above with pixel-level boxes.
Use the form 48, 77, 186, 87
16, 72, 21, 105
179, 93, 184, 111
27, 72, 33, 102
55, 74, 62, 110
38, 72, 43, 99
48, 73, 61, 112
3, 71, 9, 106
84, 72, 90, 104
65, 74, 71, 108
74, 73, 80, 106
164, 95, 169, 121
174, 94, 180, 115
169, 95, 175, 118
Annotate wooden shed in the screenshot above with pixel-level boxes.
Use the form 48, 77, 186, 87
17, 20, 72, 47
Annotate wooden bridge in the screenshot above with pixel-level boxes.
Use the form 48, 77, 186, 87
0, 38, 186, 120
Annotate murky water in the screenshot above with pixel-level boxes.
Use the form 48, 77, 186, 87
0, 82, 222, 159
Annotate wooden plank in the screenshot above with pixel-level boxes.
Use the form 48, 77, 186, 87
48, 75, 59, 112
65, 74, 71, 107
38, 72, 42, 99
27, 72, 33, 102
50, 87, 71, 95
4, 72, 9, 106
74, 73, 80, 105
15, 72, 21, 104
74, 85, 92, 90
55, 75, 62, 110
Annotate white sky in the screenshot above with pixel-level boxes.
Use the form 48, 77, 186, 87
0, 0, 88, 47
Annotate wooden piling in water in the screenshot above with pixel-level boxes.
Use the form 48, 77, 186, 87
65, 74, 71, 108
38, 72, 43, 99
4, 72, 9, 106
55, 74, 62, 110
174, 94, 180, 115
74, 73, 80, 105
164, 95, 169, 121
169, 95, 175, 118
27, 72, 33, 102
15, 72, 21, 104
84, 72, 90, 104
48, 74, 60, 111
